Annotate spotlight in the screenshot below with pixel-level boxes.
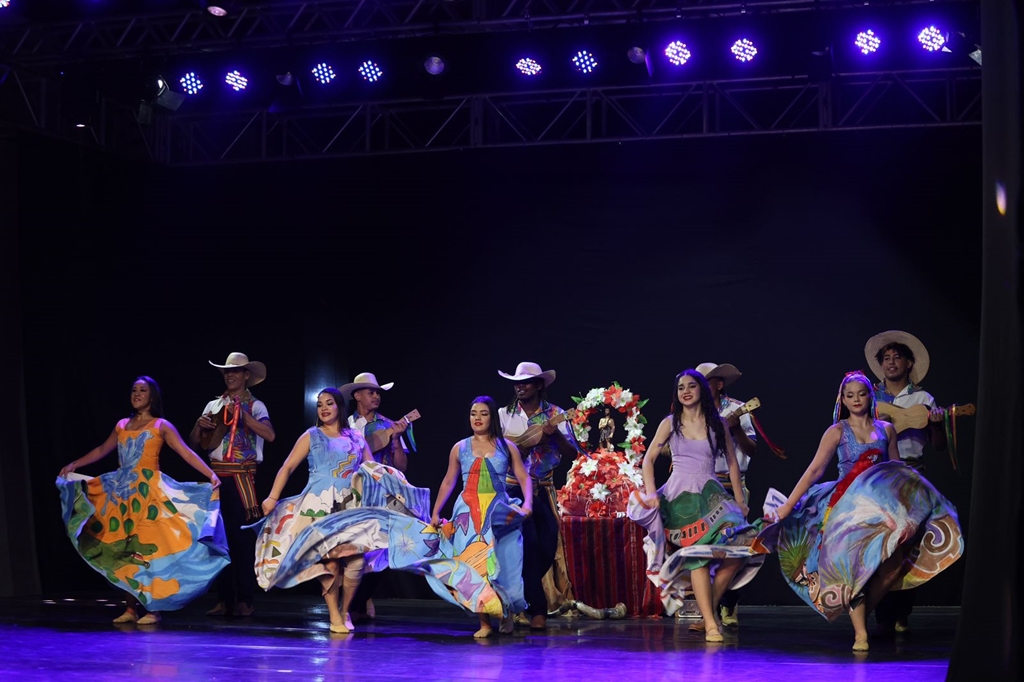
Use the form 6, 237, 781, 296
154, 77, 185, 110
572, 50, 598, 74
225, 70, 248, 91
180, 72, 204, 95
731, 38, 757, 62
855, 30, 881, 54
199, 1, 228, 15
918, 26, 946, 52
664, 41, 692, 66
312, 63, 336, 84
516, 58, 543, 76
0, 1, 10, 9
627, 47, 647, 64
424, 56, 445, 76
358, 61, 383, 83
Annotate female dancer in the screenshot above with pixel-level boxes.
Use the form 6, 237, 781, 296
431, 395, 533, 637
628, 369, 758, 642
256, 387, 373, 633
765, 371, 963, 651
57, 376, 227, 625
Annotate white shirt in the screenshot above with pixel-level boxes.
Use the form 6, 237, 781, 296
200, 396, 270, 463
347, 414, 410, 453
714, 397, 755, 475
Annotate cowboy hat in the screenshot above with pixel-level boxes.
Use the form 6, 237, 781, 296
695, 362, 742, 387
864, 330, 930, 384
339, 372, 395, 402
497, 361, 556, 387
209, 352, 267, 387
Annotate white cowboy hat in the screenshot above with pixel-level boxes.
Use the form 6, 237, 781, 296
339, 372, 395, 401
695, 362, 742, 387
497, 361, 556, 387
864, 330, 930, 384
209, 352, 267, 387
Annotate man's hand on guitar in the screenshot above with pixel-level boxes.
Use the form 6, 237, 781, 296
197, 413, 216, 430
393, 417, 410, 434
928, 406, 946, 423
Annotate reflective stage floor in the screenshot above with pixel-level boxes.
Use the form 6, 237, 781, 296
0, 594, 958, 681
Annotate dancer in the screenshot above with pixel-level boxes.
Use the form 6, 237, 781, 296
498, 361, 581, 628
57, 376, 228, 625
764, 371, 963, 651
431, 396, 533, 637
189, 352, 275, 618
628, 369, 757, 643
255, 387, 372, 633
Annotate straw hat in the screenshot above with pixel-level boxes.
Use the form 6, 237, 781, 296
864, 330, 930, 384
339, 372, 395, 401
209, 352, 266, 387
695, 362, 742, 387
497, 361, 556, 387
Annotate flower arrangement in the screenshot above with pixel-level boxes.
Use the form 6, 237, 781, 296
557, 383, 649, 518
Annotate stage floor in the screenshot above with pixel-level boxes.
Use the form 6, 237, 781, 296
0, 594, 957, 681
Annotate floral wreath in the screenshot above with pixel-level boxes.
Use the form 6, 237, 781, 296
557, 383, 649, 518
570, 382, 648, 457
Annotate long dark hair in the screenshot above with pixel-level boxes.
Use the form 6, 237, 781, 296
316, 387, 349, 428
670, 369, 725, 456
132, 376, 164, 418
470, 395, 509, 457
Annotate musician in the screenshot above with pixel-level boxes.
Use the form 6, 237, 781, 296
341, 372, 411, 473
696, 362, 757, 628
864, 330, 946, 636
340, 371, 411, 621
497, 362, 583, 630
189, 352, 276, 618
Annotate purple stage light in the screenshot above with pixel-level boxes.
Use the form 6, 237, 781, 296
731, 39, 758, 63
180, 72, 203, 95
312, 63, 336, 84
225, 70, 248, 91
516, 58, 543, 76
572, 50, 598, 74
855, 30, 881, 55
0, 1, 10, 9
665, 41, 692, 66
918, 26, 946, 52
359, 61, 383, 83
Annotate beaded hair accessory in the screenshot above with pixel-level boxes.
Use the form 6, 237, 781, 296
832, 370, 879, 424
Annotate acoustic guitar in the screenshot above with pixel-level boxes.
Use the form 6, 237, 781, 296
366, 409, 422, 452
725, 397, 761, 427
506, 409, 578, 449
875, 402, 975, 434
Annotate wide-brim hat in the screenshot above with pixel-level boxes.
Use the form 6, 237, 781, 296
864, 330, 930, 384
695, 362, 741, 387
209, 352, 267, 387
339, 372, 395, 401
497, 361, 556, 387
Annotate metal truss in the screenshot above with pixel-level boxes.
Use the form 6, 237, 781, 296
152, 66, 981, 165
1, 62, 979, 164
0, 0, 967, 67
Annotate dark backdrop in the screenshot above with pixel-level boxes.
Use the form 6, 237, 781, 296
13, 125, 981, 606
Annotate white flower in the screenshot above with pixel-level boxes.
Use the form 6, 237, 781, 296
591, 483, 611, 501
579, 459, 599, 476
617, 460, 637, 479
618, 390, 633, 407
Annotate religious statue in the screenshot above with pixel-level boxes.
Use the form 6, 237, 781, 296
598, 407, 615, 451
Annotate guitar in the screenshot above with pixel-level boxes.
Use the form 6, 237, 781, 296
198, 407, 229, 451
875, 402, 975, 434
725, 397, 761, 427
366, 409, 421, 452
506, 409, 578, 449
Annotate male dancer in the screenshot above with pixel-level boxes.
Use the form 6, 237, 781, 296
498, 361, 582, 629
190, 352, 275, 617
865, 330, 946, 635
696, 362, 757, 627
340, 371, 411, 620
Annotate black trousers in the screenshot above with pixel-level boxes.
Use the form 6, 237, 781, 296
215, 479, 257, 607
508, 483, 559, 617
